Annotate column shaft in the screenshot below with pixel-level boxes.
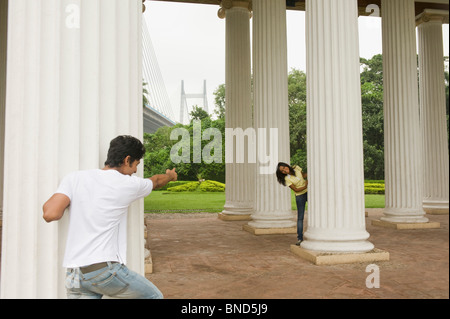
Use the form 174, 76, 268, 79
249, 0, 295, 229
0, 0, 7, 216
301, 0, 373, 252
417, 16, 449, 214
381, 0, 428, 223
0, 0, 143, 298
222, 3, 254, 217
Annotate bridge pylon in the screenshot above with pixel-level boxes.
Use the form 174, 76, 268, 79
179, 79, 209, 124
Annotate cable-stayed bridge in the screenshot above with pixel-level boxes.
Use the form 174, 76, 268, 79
142, 19, 176, 133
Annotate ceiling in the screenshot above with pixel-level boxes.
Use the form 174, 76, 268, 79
148, 0, 449, 17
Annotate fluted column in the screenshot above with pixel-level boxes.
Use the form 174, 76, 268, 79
300, 0, 373, 253
247, 0, 296, 231
0, 0, 144, 298
0, 0, 7, 218
417, 10, 449, 215
380, 0, 428, 223
218, 0, 254, 220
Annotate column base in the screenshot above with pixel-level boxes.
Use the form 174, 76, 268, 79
423, 200, 449, 215
425, 208, 449, 215
248, 211, 296, 230
372, 219, 441, 230
220, 204, 253, 221
290, 246, 389, 265
218, 213, 252, 221
381, 208, 429, 223
144, 248, 153, 274
243, 224, 297, 236
300, 239, 374, 253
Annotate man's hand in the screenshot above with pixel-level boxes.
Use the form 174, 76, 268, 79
150, 168, 178, 190
166, 168, 177, 182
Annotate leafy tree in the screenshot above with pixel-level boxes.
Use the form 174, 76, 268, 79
213, 84, 226, 120
189, 105, 210, 121
360, 54, 385, 180
143, 81, 150, 106
288, 68, 307, 169
144, 94, 226, 182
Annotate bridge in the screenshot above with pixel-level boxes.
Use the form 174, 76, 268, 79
142, 18, 177, 133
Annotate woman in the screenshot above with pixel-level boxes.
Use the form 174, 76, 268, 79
276, 162, 308, 246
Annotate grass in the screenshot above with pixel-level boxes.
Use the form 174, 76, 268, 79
145, 190, 385, 213
364, 194, 385, 208
290, 193, 385, 211
144, 191, 226, 213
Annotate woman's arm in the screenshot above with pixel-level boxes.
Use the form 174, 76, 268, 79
289, 180, 308, 193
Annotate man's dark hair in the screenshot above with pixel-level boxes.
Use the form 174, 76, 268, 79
104, 135, 146, 168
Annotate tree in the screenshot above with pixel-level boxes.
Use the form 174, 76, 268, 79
143, 81, 150, 107
288, 69, 307, 166
213, 84, 226, 120
360, 54, 384, 180
143, 101, 226, 182
189, 105, 210, 121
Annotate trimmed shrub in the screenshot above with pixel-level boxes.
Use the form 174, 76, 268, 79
167, 181, 200, 192
156, 181, 193, 191
199, 180, 225, 192
364, 182, 385, 194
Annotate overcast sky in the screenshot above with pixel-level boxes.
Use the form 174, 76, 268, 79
143, 1, 449, 124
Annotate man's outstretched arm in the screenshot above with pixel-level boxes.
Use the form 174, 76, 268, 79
149, 168, 178, 190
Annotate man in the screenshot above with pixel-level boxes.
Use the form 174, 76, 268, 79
43, 135, 177, 299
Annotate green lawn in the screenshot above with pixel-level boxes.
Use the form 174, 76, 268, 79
364, 194, 386, 208
144, 191, 226, 213
289, 193, 385, 211
145, 191, 385, 213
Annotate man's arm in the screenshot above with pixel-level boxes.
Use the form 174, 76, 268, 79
42, 193, 70, 223
150, 168, 178, 190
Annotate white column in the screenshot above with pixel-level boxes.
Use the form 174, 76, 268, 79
417, 10, 449, 215
381, 0, 428, 223
0, 0, 144, 299
218, 1, 254, 220
248, 0, 296, 230
300, 0, 373, 253
0, 0, 7, 218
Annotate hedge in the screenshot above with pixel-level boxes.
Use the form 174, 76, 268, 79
167, 181, 200, 192
156, 180, 192, 191
364, 182, 385, 194
163, 180, 382, 194
199, 180, 225, 192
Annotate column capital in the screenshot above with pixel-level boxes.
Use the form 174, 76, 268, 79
218, 0, 252, 19
416, 9, 449, 26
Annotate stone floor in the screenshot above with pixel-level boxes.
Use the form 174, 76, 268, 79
0, 210, 447, 300
144, 209, 449, 299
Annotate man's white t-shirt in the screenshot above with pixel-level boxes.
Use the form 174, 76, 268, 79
56, 169, 153, 268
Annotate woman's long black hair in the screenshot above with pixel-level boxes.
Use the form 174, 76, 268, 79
276, 162, 295, 186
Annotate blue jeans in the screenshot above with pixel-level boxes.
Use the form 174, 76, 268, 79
296, 193, 307, 241
66, 262, 163, 299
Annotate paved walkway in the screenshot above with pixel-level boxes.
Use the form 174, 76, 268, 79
145, 209, 449, 299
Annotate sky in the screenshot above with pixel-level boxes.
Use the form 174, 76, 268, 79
143, 1, 449, 124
